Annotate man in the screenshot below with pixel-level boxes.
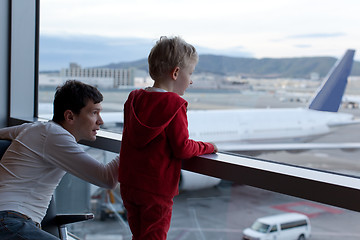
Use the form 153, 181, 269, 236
0, 80, 119, 240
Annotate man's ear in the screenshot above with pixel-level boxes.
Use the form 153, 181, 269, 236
171, 67, 180, 80
63, 110, 75, 123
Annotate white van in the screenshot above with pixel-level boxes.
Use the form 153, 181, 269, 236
242, 213, 311, 240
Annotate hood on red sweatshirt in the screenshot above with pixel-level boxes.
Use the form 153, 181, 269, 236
124, 89, 187, 148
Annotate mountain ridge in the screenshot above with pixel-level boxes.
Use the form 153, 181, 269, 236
99, 54, 360, 79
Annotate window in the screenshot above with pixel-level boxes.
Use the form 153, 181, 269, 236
7, 0, 360, 239
281, 220, 307, 230
251, 221, 270, 233
270, 225, 278, 232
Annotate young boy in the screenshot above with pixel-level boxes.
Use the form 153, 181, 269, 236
119, 36, 218, 239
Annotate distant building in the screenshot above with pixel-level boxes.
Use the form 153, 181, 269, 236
38, 72, 63, 87
134, 76, 154, 88
60, 63, 135, 88
132, 69, 153, 88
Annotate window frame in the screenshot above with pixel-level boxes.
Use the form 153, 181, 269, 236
9, 0, 39, 123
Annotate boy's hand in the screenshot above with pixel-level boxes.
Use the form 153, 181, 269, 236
210, 143, 218, 153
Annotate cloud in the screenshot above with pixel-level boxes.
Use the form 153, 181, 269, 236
287, 32, 346, 39
293, 44, 312, 48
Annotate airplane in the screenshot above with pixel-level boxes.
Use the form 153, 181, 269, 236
39, 49, 360, 191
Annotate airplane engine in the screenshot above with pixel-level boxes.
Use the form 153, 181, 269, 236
179, 170, 221, 191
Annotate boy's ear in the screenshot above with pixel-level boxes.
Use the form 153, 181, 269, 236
171, 67, 180, 80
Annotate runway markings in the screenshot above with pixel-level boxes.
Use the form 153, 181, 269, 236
271, 201, 343, 218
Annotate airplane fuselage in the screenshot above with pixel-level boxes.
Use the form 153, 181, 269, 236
187, 108, 353, 145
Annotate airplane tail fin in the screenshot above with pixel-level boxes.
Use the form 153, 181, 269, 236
308, 49, 355, 112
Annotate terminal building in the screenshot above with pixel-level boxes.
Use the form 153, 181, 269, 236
60, 63, 135, 88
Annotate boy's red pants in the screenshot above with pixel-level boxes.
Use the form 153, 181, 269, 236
120, 184, 174, 240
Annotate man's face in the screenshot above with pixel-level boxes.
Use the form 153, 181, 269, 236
72, 100, 104, 141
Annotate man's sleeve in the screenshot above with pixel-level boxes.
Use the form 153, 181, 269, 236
0, 123, 31, 140
44, 132, 119, 189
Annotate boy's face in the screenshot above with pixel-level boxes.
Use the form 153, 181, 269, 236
173, 61, 196, 96
71, 100, 104, 142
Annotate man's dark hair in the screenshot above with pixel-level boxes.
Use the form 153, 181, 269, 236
52, 80, 103, 123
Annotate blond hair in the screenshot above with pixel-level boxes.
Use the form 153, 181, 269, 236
148, 36, 198, 80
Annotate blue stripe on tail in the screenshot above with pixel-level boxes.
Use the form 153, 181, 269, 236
308, 49, 355, 112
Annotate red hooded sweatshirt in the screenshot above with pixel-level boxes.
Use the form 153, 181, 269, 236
118, 89, 215, 197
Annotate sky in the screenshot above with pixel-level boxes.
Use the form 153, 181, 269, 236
40, 0, 360, 61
